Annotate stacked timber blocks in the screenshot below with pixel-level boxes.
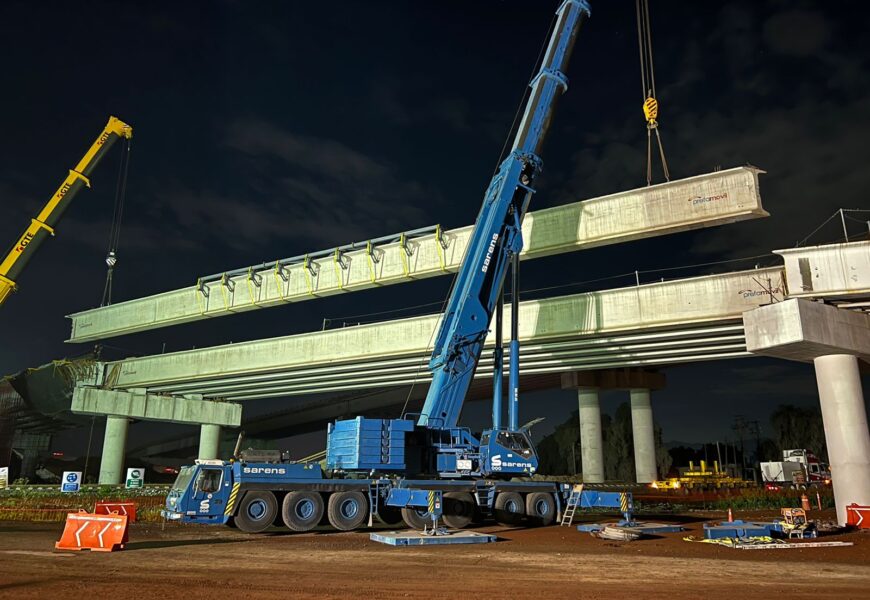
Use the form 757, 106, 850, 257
327, 417, 414, 471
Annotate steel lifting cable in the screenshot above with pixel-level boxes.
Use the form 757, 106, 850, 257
101, 136, 132, 307
636, 0, 670, 186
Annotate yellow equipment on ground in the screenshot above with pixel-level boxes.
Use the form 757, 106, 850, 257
0, 116, 132, 307
652, 460, 754, 490
780, 508, 809, 539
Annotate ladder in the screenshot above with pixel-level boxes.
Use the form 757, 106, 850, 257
560, 484, 584, 526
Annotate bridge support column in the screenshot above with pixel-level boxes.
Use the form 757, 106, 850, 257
98, 416, 130, 485
577, 389, 604, 483
630, 389, 657, 484
198, 424, 221, 460
12, 431, 52, 481
814, 354, 870, 524
745, 299, 870, 524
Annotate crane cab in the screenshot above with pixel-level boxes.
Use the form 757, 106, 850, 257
163, 461, 233, 525
480, 429, 538, 476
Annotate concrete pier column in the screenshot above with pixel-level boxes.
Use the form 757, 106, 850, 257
12, 432, 51, 480
198, 424, 222, 460
814, 354, 870, 524
577, 389, 604, 483
98, 416, 130, 485
630, 389, 657, 483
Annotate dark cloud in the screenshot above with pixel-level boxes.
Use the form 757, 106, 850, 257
224, 118, 434, 245
763, 10, 831, 57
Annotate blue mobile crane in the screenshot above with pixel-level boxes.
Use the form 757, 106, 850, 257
164, 0, 630, 533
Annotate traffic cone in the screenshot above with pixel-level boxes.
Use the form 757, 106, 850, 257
727, 507, 733, 522
801, 494, 811, 511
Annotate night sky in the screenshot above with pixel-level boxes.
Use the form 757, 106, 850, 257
1, 1, 869, 455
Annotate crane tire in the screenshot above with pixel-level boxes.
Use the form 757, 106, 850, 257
235, 490, 278, 533
282, 491, 324, 532
401, 506, 430, 530
442, 492, 475, 529
525, 492, 556, 527
327, 491, 368, 531
493, 492, 525, 525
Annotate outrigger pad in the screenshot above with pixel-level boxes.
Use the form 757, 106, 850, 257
370, 530, 498, 546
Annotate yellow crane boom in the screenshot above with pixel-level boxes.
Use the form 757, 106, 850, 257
0, 116, 132, 307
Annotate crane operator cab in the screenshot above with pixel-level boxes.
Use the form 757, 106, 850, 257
479, 429, 538, 476
164, 462, 233, 525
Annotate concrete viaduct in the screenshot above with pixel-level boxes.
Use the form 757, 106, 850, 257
45, 165, 870, 523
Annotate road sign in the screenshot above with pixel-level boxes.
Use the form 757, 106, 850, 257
125, 467, 144, 489
61, 471, 82, 493
0, 466, 8, 489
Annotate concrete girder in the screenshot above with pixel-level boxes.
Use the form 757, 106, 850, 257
71, 386, 242, 427
93, 267, 781, 397
67, 167, 767, 343
776, 240, 870, 301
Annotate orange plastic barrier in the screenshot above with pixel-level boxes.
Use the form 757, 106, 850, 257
846, 504, 870, 529
55, 510, 129, 552
94, 501, 137, 522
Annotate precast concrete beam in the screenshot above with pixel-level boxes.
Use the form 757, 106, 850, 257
71, 386, 241, 427
67, 167, 767, 343
744, 298, 870, 362
95, 267, 780, 395
630, 389, 658, 484
577, 389, 604, 483
776, 240, 870, 301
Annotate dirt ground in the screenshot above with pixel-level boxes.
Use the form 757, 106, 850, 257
1, 510, 869, 599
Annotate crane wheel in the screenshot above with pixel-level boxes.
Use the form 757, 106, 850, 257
401, 506, 430, 530
493, 491, 525, 525
282, 491, 324, 532
234, 490, 278, 533
525, 492, 556, 527
327, 491, 368, 531
442, 492, 475, 529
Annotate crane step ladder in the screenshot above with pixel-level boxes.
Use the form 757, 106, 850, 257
560, 484, 584, 526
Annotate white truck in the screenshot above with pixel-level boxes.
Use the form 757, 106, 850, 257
761, 449, 831, 488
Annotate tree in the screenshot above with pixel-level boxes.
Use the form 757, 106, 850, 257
604, 404, 634, 482
769, 404, 827, 461
536, 401, 669, 483
536, 410, 580, 475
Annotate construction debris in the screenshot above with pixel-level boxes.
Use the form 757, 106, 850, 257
684, 535, 853, 550
593, 526, 642, 542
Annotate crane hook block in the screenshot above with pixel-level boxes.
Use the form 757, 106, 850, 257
643, 96, 659, 124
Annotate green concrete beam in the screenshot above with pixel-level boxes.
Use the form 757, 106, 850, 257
67, 167, 767, 343
93, 266, 784, 397
71, 386, 241, 426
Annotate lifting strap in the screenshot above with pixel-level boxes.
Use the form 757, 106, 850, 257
636, 0, 670, 186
